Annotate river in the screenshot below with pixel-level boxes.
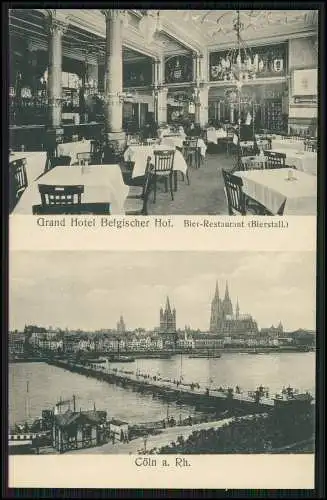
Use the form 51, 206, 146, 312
9, 352, 315, 427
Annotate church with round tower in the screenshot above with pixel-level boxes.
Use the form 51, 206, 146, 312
210, 281, 258, 335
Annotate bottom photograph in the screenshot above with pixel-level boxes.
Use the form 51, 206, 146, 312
9, 251, 316, 456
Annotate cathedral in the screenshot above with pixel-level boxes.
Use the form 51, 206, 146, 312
209, 281, 258, 336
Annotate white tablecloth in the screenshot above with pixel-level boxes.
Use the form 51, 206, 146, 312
270, 149, 317, 176
57, 140, 92, 164
10, 152, 47, 185
13, 164, 128, 215
124, 145, 188, 179
160, 135, 185, 149
270, 139, 305, 152
206, 129, 227, 144
157, 127, 171, 139
235, 168, 317, 215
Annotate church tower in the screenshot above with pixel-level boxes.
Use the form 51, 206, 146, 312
160, 296, 176, 333
235, 298, 240, 319
210, 281, 222, 332
117, 315, 126, 334
222, 281, 233, 317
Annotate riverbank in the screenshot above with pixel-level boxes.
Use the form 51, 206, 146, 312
9, 345, 313, 363
64, 416, 236, 455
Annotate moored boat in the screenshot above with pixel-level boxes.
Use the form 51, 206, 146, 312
189, 352, 221, 359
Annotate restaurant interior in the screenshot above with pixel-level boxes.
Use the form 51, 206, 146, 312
9, 9, 318, 216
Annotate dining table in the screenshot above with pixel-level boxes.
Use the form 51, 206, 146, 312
57, 140, 92, 164
9, 151, 47, 185
270, 138, 305, 152
13, 164, 129, 215
234, 167, 317, 215
206, 128, 227, 144
124, 144, 188, 175
270, 148, 317, 176
160, 134, 185, 150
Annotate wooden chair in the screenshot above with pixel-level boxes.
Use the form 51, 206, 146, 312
222, 169, 247, 215
33, 202, 111, 215
146, 138, 158, 146
225, 128, 235, 155
38, 184, 84, 214
127, 134, 142, 146
90, 140, 104, 162
76, 152, 101, 166
222, 169, 276, 216
183, 137, 200, 169
10, 158, 28, 212
264, 151, 286, 169
48, 155, 72, 171
240, 156, 266, 171
124, 159, 154, 215
304, 139, 317, 152
152, 150, 175, 203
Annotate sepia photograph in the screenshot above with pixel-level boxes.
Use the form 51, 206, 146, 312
9, 251, 316, 456
9, 9, 318, 216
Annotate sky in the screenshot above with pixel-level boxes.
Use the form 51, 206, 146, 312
9, 251, 316, 332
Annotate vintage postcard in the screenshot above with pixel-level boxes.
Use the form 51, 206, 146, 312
7, 6, 319, 492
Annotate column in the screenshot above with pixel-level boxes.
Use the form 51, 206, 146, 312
197, 85, 209, 127
157, 86, 168, 125
101, 9, 126, 150
46, 13, 68, 129
43, 11, 68, 156
152, 58, 159, 123
153, 57, 167, 125
192, 52, 198, 84
230, 104, 234, 124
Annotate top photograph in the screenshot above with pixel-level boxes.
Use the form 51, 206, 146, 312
9, 9, 318, 216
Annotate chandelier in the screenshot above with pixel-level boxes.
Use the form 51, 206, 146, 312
138, 10, 161, 43
215, 10, 257, 87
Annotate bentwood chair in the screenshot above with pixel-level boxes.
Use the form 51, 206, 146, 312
10, 158, 28, 212
48, 155, 72, 171
183, 137, 200, 170
124, 158, 154, 215
264, 151, 286, 169
304, 139, 317, 152
152, 150, 175, 203
222, 169, 247, 215
90, 140, 104, 162
77, 152, 101, 166
222, 169, 273, 216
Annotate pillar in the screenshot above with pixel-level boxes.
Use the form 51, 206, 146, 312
230, 104, 234, 124
85, 62, 98, 89
101, 9, 126, 151
198, 85, 209, 127
43, 11, 68, 154
152, 58, 160, 123
153, 57, 167, 125
46, 13, 68, 128
157, 86, 168, 125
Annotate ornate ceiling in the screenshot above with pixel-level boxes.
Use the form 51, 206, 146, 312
9, 8, 318, 62
162, 10, 318, 47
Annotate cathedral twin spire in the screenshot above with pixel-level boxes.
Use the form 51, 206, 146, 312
210, 281, 236, 331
